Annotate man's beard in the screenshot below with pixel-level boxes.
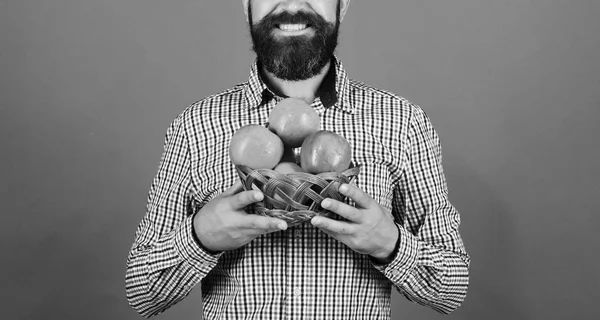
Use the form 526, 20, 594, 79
249, 5, 340, 81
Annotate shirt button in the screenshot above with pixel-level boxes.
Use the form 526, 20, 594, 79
295, 230, 302, 238
390, 269, 400, 277
293, 287, 301, 296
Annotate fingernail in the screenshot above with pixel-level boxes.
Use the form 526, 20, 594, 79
278, 222, 287, 230
321, 199, 330, 208
339, 184, 349, 193
254, 192, 263, 201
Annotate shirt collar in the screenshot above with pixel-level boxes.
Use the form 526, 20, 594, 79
243, 55, 354, 114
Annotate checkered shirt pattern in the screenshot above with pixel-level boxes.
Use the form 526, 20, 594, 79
125, 57, 470, 319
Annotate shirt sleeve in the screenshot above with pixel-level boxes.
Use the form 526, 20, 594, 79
372, 106, 471, 314
125, 115, 221, 318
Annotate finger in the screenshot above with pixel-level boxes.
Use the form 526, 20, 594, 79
339, 184, 373, 209
243, 215, 288, 232
311, 221, 352, 250
313, 225, 338, 241
320, 198, 362, 223
228, 189, 264, 210
311, 216, 355, 235
222, 179, 244, 197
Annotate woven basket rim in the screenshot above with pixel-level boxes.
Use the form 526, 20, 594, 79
234, 164, 361, 226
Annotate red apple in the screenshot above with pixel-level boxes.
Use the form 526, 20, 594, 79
229, 124, 284, 170
268, 98, 320, 148
300, 130, 352, 174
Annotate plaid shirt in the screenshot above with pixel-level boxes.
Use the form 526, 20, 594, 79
126, 57, 470, 319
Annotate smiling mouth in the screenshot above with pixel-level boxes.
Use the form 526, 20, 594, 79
277, 24, 309, 32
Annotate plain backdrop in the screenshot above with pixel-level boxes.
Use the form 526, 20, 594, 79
1, 0, 599, 319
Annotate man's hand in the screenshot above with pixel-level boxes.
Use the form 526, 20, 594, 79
311, 184, 399, 263
193, 180, 288, 253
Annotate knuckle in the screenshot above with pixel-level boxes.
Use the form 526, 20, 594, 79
239, 192, 254, 206
344, 224, 356, 235
347, 187, 355, 196
258, 219, 268, 229
348, 237, 363, 250
329, 201, 338, 211
317, 219, 328, 229
347, 238, 357, 248
343, 225, 354, 234
225, 197, 238, 210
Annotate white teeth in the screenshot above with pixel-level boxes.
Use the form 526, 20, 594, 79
278, 24, 308, 31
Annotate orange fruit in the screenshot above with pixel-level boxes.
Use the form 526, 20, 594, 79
300, 130, 352, 174
229, 124, 284, 170
268, 98, 320, 148
274, 161, 305, 174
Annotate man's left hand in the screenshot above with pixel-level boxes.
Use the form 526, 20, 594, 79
311, 183, 399, 263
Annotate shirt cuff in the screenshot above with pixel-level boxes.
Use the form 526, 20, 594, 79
174, 214, 222, 275
372, 223, 420, 283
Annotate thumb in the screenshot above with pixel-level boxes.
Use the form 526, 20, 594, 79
222, 179, 244, 197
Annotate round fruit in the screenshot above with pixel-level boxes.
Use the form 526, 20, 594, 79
274, 161, 305, 174
268, 98, 320, 148
300, 130, 352, 174
229, 124, 284, 170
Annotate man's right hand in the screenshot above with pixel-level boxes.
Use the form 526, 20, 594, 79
193, 180, 288, 253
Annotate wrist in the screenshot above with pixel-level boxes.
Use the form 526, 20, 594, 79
370, 223, 401, 264
192, 212, 221, 255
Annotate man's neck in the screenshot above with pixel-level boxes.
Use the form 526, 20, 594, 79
261, 61, 331, 105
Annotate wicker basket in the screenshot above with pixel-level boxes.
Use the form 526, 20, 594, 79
235, 164, 361, 227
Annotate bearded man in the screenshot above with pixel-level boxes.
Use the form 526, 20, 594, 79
126, 1, 470, 319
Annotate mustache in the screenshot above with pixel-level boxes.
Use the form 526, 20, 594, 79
256, 11, 330, 29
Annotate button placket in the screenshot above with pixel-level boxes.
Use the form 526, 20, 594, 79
286, 224, 298, 315
389, 269, 401, 280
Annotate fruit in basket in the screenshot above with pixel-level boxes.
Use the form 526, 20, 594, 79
274, 161, 305, 174
268, 98, 320, 148
229, 124, 284, 169
300, 130, 352, 174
